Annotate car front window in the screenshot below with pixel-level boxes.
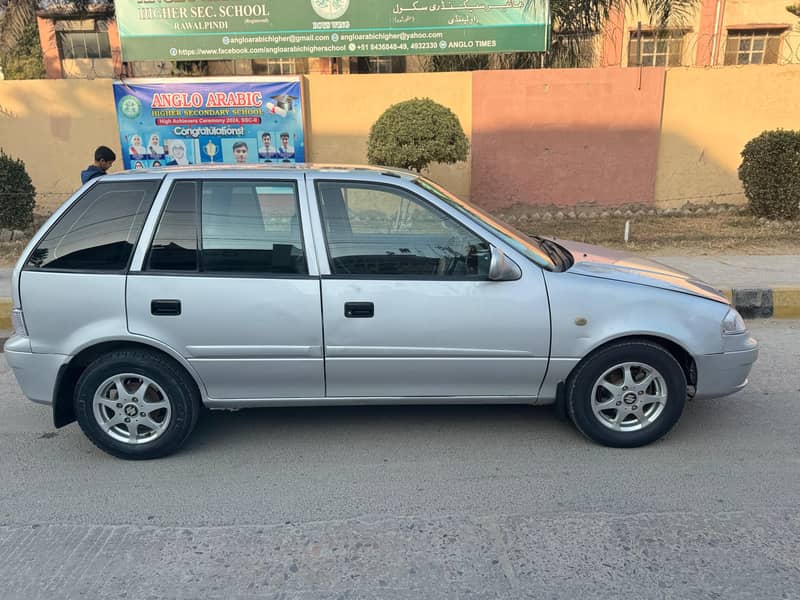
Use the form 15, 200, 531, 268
413, 177, 556, 271
316, 180, 492, 279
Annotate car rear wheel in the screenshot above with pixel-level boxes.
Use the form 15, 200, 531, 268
566, 341, 687, 447
74, 349, 200, 460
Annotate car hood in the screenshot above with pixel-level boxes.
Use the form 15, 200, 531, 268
554, 239, 729, 304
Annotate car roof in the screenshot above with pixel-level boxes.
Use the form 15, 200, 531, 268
104, 163, 418, 181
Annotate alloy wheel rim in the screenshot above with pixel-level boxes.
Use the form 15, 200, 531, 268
590, 362, 668, 432
92, 374, 172, 445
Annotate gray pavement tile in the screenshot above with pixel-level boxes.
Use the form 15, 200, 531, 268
2, 511, 799, 600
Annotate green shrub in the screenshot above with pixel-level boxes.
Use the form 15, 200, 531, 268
0, 149, 36, 230
738, 129, 800, 220
367, 98, 469, 172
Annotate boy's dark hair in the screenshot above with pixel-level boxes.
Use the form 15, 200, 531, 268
94, 146, 116, 162
232, 141, 247, 150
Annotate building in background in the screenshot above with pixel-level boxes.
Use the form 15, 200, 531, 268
36, 2, 117, 78
34, 3, 409, 79
609, 0, 799, 68
33, 0, 800, 79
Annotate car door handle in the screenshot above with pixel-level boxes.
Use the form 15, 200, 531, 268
344, 302, 374, 318
151, 299, 182, 316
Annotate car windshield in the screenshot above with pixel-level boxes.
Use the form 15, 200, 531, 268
413, 177, 557, 271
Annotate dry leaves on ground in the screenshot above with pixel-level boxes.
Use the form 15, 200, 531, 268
523, 214, 800, 256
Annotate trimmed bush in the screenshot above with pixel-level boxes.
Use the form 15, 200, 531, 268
738, 129, 800, 220
367, 98, 469, 172
0, 148, 36, 229
0, 149, 36, 230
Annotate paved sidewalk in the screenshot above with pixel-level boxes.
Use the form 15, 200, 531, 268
0, 269, 9, 299
652, 255, 800, 289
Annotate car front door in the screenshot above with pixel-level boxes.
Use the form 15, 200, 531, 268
308, 175, 551, 400
127, 173, 324, 401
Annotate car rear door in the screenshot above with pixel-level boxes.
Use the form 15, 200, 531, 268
127, 171, 324, 402
19, 178, 160, 355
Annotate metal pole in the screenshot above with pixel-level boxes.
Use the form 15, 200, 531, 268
637, 21, 643, 90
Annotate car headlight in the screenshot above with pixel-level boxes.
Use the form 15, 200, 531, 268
721, 308, 746, 335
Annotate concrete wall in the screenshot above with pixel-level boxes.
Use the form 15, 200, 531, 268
1, 66, 799, 214
655, 64, 800, 207
471, 68, 666, 209
0, 73, 473, 212
723, 0, 797, 26
306, 72, 472, 201
0, 79, 120, 211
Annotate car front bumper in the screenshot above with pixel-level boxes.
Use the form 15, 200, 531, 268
4, 336, 65, 406
693, 334, 758, 400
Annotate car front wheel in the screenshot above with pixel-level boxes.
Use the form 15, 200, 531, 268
566, 341, 687, 447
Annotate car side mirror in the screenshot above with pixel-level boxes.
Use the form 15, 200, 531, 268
488, 246, 522, 281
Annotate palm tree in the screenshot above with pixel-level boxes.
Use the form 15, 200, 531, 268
0, 0, 37, 57
0, 0, 44, 78
533, 0, 699, 33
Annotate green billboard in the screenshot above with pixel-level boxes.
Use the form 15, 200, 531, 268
116, 0, 551, 62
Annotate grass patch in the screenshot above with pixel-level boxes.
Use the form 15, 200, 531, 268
520, 214, 800, 256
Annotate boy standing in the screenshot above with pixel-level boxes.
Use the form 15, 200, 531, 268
81, 146, 116, 184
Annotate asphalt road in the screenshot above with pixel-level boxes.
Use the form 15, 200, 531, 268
1, 320, 799, 599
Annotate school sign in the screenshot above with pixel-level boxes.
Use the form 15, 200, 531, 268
116, 0, 551, 62
113, 78, 307, 170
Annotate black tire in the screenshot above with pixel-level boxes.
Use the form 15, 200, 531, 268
74, 349, 200, 460
566, 341, 687, 448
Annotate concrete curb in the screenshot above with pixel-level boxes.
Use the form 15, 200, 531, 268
0, 297, 10, 331
0, 288, 797, 333
720, 287, 800, 319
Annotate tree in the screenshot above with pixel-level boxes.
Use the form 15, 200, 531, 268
547, 0, 698, 37
0, 0, 49, 79
0, 0, 43, 79
35, 1, 111, 15
1, 20, 44, 78
367, 98, 469, 173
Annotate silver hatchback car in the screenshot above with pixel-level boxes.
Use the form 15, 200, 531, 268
5, 165, 758, 459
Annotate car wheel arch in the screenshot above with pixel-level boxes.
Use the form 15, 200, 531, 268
553, 334, 697, 419
570, 334, 696, 389
53, 340, 205, 429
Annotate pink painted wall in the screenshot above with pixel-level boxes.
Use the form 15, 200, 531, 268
37, 17, 62, 79
471, 68, 666, 209
601, 7, 625, 67
106, 19, 124, 77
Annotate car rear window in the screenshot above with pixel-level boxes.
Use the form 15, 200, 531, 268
146, 179, 307, 276
25, 180, 160, 272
